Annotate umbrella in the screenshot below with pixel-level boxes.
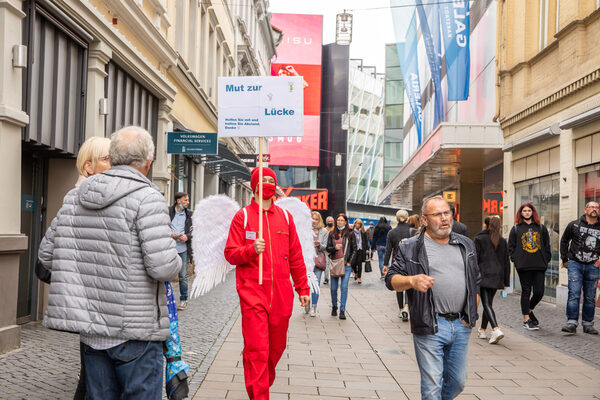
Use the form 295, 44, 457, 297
164, 281, 190, 400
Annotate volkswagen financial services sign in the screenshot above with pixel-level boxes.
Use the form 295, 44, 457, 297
218, 76, 304, 138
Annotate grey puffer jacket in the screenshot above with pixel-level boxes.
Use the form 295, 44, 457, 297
38, 165, 181, 341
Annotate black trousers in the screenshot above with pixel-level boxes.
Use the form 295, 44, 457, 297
352, 249, 364, 278
480, 288, 498, 329
396, 291, 405, 309
517, 269, 545, 315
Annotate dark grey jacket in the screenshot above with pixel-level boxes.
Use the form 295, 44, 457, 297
38, 166, 181, 341
385, 231, 481, 335
384, 222, 411, 266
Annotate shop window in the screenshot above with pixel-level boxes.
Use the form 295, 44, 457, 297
514, 174, 560, 299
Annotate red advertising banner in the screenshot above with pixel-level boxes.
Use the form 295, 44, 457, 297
269, 13, 322, 167
276, 187, 328, 210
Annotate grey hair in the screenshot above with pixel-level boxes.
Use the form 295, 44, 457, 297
396, 209, 409, 223
421, 195, 448, 215
586, 201, 600, 208
109, 126, 155, 168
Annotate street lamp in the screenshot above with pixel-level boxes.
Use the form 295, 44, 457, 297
336, 11, 353, 45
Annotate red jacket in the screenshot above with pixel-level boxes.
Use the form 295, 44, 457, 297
224, 199, 309, 298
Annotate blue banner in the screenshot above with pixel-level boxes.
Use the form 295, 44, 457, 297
416, 0, 444, 126
394, 13, 423, 145
439, 0, 470, 101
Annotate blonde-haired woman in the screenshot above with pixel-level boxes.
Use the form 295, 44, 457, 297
351, 218, 369, 284
75, 136, 111, 185
310, 211, 329, 316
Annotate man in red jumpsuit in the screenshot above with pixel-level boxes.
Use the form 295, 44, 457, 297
225, 167, 310, 400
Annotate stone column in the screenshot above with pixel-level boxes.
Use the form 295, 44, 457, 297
0, 0, 29, 354
85, 41, 111, 139
152, 100, 173, 198
194, 163, 205, 206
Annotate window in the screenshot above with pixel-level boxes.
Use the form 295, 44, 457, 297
175, 0, 186, 55
539, 0, 549, 50
187, 0, 198, 73
208, 25, 215, 98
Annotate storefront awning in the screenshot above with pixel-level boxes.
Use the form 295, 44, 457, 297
378, 123, 504, 210
203, 142, 252, 184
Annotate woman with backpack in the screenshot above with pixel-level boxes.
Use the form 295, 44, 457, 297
474, 216, 510, 344
508, 203, 551, 330
326, 213, 357, 320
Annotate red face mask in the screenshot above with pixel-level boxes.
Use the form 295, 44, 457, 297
261, 183, 277, 200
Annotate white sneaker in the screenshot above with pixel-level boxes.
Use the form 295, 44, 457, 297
477, 329, 487, 339
177, 301, 188, 311
309, 307, 316, 317
488, 329, 504, 344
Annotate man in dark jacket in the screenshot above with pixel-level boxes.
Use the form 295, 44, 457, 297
560, 201, 600, 335
385, 195, 480, 400
169, 192, 193, 310
450, 203, 469, 237
383, 209, 411, 321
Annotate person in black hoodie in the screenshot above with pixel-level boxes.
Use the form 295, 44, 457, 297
372, 217, 392, 278
474, 216, 510, 344
508, 203, 551, 330
383, 209, 411, 321
559, 201, 600, 335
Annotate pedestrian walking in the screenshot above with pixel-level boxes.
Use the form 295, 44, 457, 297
385, 195, 480, 400
323, 216, 335, 285
372, 216, 391, 279
508, 202, 551, 330
310, 211, 329, 317
367, 221, 375, 257
326, 213, 357, 320
474, 216, 510, 344
224, 167, 310, 400
383, 209, 412, 321
450, 204, 469, 237
408, 214, 421, 236
351, 218, 368, 284
169, 192, 193, 311
560, 201, 600, 335
38, 126, 182, 400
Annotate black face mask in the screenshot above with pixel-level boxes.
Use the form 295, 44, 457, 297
327, 222, 334, 227
523, 215, 532, 221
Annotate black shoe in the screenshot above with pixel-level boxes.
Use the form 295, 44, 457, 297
339, 310, 346, 320
529, 311, 539, 326
523, 319, 539, 330
323, 279, 329, 285
561, 323, 577, 334
401, 310, 409, 322
583, 326, 599, 335
331, 306, 337, 317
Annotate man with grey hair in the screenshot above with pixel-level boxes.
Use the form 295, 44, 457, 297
383, 209, 411, 321
385, 196, 480, 400
38, 126, 181, 399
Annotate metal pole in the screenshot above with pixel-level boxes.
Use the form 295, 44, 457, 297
258, 138, 263, 285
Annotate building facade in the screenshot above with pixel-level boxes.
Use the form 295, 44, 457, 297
383, 44, 404, 186
380, 0, 503, 236
499, 0, 600, 304
0, 0, 275, 353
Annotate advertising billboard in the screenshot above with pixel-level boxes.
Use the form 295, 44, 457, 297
269, 13, 323, 167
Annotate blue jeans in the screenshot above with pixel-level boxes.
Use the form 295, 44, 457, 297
82, 340, 163, 400
330, 265, 352, 311
566, 260, 599, 326
376, 245, 386, 275
312, 268, 323, 306
413, 316, 472, 400
178, 251, 188, 301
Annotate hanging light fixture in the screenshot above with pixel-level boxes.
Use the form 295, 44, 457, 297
336, 11, 353, 45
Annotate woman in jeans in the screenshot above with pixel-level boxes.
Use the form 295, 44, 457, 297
508, 203, 551, 330
310, 211, 329, 317
474, 216, 510, 344
326, 213, 356, 320
351, 219, 369, 284
371, 217, 391, 278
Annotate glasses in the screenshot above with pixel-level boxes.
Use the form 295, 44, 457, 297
424, 210, 452, 219
587, 205, 600, 209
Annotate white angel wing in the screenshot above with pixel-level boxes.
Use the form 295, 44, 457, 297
275, 197, 319, 294
190, 194, 240, 298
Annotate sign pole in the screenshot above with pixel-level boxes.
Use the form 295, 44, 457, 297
258, 138, 263, 285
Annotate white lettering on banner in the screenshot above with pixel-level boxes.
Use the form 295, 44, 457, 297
453, 1, 468, 47
409, 73, 423, 123
285, 36, 313, 45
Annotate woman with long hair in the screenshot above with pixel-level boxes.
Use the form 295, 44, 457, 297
508, 203, 551, 330
408, 214, 420, 236
371, 217, 392, 278
310, 211, 329, 316
326, 213, 356, 320
351, 219, 369, 284
474, 216, 510, 344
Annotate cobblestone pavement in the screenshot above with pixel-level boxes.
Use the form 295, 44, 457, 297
0, 273, 240, 400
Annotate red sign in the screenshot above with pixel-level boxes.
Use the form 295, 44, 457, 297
258, 154, 270, 162
269, 13, 322, 167
276, 187, 328, 210
483, 191, 503, 215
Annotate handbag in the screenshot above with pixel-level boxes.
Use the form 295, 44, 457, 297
330, 239, 348, 277
315, 253, 326, 270
364, 260, 372, 273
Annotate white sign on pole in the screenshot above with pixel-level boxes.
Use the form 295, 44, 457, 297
218, 76, 304, 138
